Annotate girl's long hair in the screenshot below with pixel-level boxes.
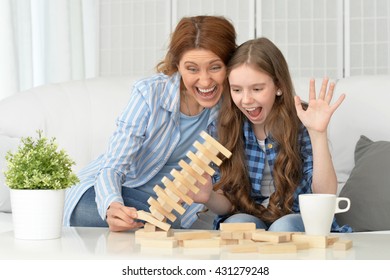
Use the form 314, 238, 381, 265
215, 37, 305, 223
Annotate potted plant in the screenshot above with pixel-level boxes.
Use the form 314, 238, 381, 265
3, 130, 79, 240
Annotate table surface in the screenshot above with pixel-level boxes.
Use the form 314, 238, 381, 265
1, 227, 390, 260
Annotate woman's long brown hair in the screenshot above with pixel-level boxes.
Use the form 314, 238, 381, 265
215, 37, 305, 223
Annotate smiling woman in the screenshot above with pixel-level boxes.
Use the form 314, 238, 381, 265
178, 49, 227, 116
63, 15, 237, 232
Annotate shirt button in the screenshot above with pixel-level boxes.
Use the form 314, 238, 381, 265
267, 143, 273, 149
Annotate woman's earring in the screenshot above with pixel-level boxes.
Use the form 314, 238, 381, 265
276, 89, 282, 96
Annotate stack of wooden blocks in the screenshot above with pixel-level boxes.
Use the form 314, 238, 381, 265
136, 130, 232, 232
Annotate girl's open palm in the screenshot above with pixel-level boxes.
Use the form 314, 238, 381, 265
295, 78, 345, 133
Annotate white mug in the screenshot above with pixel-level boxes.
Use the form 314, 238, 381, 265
299, 193, 351, 236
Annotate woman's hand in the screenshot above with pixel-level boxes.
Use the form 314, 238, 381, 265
106, 202, 144, 232
295, 78, 345, 133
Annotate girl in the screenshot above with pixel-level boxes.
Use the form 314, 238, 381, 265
199, 37, 350, 232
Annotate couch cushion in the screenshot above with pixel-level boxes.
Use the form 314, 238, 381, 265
328, 75, 390, 192
336, 135, 390, 231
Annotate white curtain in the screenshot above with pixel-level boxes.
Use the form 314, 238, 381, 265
0, 0, 99, 100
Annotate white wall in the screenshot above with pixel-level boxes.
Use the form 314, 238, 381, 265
99, 0, 390, 79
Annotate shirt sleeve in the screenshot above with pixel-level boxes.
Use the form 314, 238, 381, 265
94, 85, 150, 220
292, 126, 314, 212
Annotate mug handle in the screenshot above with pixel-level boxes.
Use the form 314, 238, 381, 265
335, 197, 351, 213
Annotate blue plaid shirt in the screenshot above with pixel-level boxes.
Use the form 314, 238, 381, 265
243, 120, 313, 213
217, 119, 352, 233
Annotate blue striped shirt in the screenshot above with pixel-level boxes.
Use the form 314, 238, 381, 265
63, 72, 220, 227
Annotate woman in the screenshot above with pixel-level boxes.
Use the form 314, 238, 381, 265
63, 15, 237, 232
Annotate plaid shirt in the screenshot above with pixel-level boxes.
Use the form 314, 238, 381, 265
225, 119, 352, 233
243, 120, 313, 212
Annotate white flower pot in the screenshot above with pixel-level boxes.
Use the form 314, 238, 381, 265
10, 189, 65, 240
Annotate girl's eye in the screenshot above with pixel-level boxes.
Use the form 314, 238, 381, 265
253, 88, 263, 92
230, 88, 241, 93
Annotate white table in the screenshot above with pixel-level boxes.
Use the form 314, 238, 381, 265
1, 226, 390, 260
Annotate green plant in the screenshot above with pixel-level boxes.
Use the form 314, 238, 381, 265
4, 130, 79, 190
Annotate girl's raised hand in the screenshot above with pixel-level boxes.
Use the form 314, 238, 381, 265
295, 78, 345, 133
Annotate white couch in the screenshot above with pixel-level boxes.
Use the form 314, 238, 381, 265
1, 75, 390, 233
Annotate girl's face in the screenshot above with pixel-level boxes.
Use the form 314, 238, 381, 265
228, 64, 278, 139
178, 49, 226, 113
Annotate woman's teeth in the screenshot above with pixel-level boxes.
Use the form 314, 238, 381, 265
197, 86, 216, 95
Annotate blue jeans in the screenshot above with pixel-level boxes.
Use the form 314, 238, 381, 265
70, 186, 151, 227
218, 213, 305, 232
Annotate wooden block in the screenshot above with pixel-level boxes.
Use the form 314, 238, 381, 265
148, 197, 177, 222
149, 206, 165, 221
186, 151, 215, 176
327, 235, 340, 246
179, 160, 207, 185
162, 176, 194, 205
182, 238, 220, 248
200, 131, 232, 159
172, 168, 196, 185
157, 197, 173, 212
219, 238, 239, 245
164, 187, 180, 203
171, 169, 200, 194
174, 231, 213, 240
194, 141, 223, 165
251, 232, 289, 243
220, 231, 233, 240
258, 243, 297, 254
229, 243, 259, 253
154, 185, 186, 215
139, 238, 178, 248
291, 234, 328, 248
203, 141, 219, 156
220, 223, 256, 232
291, 241, 310, 250
231, 231, 245, 240
136, 210, 171, 231
135, 228, 173, 239
333, 239, 353, 250
143, 223, 156, 232
238, 239, 255, 245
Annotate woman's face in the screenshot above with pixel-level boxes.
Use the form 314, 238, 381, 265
178, 49, 226, 111
228, 64, 278, 138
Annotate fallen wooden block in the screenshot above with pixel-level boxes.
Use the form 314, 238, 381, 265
135, 228, 173, 239
251, 231, 289, 243
229, 243, 259, 253
257, 243, 297, 254
174, 231, 213, 241
139, 238, 178, 248
182, 238, 220, 248
291, 234, 328, 248
220, 223, 256, 232
136, 210, 171, 231
333, 239, 353, 250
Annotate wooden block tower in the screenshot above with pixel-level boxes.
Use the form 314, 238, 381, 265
136, 131, 232, 231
